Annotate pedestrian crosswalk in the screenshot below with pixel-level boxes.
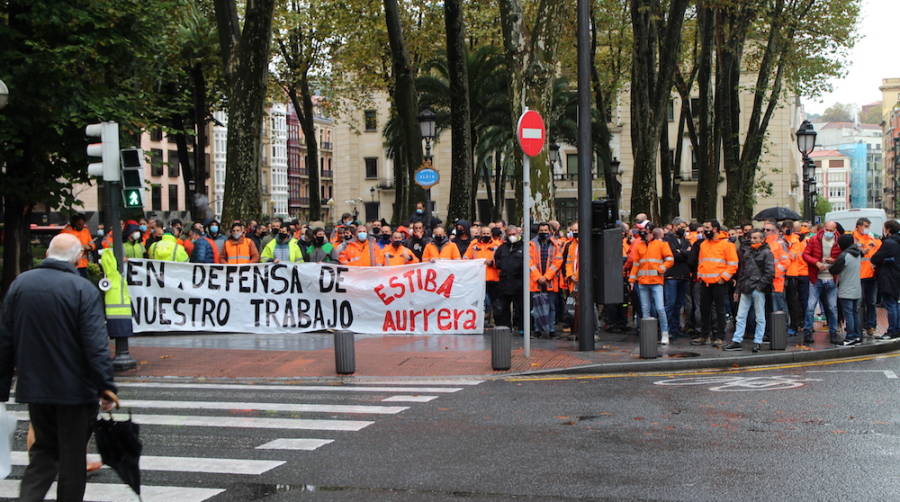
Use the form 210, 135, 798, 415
2, 378, 482, 501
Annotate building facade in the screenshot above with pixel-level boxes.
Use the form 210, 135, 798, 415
811, 121, 882, 208
809, 149, 851, 212
881, 78, 900, 216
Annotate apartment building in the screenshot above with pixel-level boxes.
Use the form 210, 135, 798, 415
811, 121, 882, 208
810, 149, 851, 211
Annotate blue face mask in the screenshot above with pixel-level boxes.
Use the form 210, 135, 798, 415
210, 225, 219, 234
139, 224, 147, 232
824, 231, 834, 240
416, 209, 424, 214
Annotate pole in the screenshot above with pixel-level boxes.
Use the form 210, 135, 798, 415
576, 0, 595, 351
522, 151, 531, 357
106, 180, 137, 371
425, 140, 433, 230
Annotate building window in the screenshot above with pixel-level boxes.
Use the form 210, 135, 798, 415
151, 185, 162, 211
150, 128, 163, 142
566, 153, 578, 176
150, 149, 164, 176
667, 100, 674, 122
168, 184, 179, 211
167, 150, 180, 177
364, 110, 377, 131
364, 201, 380, 222
829, 159, 844, 168
364, 157, 378, 179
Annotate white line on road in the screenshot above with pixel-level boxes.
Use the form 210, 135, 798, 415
807, 370, 899, 379
884, 370, 897, 379
122, 399, 408, 415
116, 382, 464, 393
0, 479, 223, 502
9, 452, 284, 475
256, 438, 334, 451
350, 379, 483, 386
10, 411, 372, 432
382, 395, 439, 403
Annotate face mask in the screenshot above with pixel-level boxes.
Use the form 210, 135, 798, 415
357, 231, 368, 241
481, 236, 491, 243
95, 229, 104, 237
572, 232, 579, 239
139, 224, 147, 232
433, 235, 446, 244
491, 228, 502, 238
232, 231, 242, 240
209, 225, 219, 234
391, 241, 402, 248
784, 228, 792, 235
704, 230, 715, 239
566, 231, 574, 239
416, 209, 424, 214
508, 235, 519, 244
343, 219, 352, 226
456, 228, 465, 236
676, 229, 685, 238
751, 242, 764, 249
343, 234, 353, 241
371, 227, 381, 236
314, 236, 325, 245
277, 233, 290, 242
824, 231, 834, 240
862, 228, 870, 235
538, 232, 549, 240
131, 231, 141, 241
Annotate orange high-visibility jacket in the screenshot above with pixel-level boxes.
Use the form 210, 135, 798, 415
339, 239, 385, 266
422, 241, 462, 260
786, 236, 809, 277
383, 245, 418, 266
101, 231, 113, 249
696, 232, 738, 284
623, 236, 643, 274
59, 225, 95, 269
853, 230, 882, 279
528, 239, 564, 292
222, 237, 260, 264
464, 240, 500, 281
767, 235, 791, 293
564, 239, 579, 290
628, 239, 674, 285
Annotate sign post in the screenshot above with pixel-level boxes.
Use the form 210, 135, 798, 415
414, 161, 440, 230
516, 108, 546, 358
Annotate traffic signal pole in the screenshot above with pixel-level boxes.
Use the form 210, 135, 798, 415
576, 0, 595, 351
106, 180, 136, 371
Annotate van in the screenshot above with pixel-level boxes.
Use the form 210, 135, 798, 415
825, 208, 887, 237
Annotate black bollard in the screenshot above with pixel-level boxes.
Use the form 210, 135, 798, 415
770, 311, 788, 350
491, 326, 512, 371
640, 318, 659, 359
334, 331, 356, 374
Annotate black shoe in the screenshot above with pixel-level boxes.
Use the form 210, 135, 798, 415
803, 335, 814, 344
690, 337, 708, 346
752, 343, 761, 353
877, 333, 896, 340
843, 338, 861, 346
724, 342, 742, 351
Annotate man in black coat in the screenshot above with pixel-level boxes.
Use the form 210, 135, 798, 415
493, 225, 525, 332
872, 219, 900, 339
663, 221, 692, 338
0, 233, 119, 502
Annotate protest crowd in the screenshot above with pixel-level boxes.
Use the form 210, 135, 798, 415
59, 204, 900, 353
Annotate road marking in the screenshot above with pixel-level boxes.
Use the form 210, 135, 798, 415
807, 369, 900, 379
256, 438, 334, 451
654, 375, 821, 391
886, 370, 898, 379
382, 395, 439, 403
506, 351, 900, 382
10, 411, 372, 432
0, 479, 223, 502
9, 452, 284, 475
116, 382, 464, 393
122, 399, 408, 415
350, 379, 483, 385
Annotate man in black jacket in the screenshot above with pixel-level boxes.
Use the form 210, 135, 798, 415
872, 219, 900, 339
405, 221, 431, 261
663, 220, 692, 338
725, 230, 775, 352
1, 233, 119, 502
493, 226, 525, 332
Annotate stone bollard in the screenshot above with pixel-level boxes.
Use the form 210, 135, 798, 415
640, 318, 659, 359
770, 311, 788, 350
334, 331, 356, 374
490, 326, 512, 371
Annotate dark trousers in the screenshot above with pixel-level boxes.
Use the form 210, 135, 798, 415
786, 276, 809, 332
683, 281, 701, 333
861, 278, 878, 331
700, 282, 728, 341
21, 402, 98, 502
493, 293, 524, 331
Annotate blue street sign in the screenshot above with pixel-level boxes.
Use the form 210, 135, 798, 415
414, 167, 440, 188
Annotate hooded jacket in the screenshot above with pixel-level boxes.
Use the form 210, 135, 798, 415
735, 242, 775, 294
831, 244, 862, 300
453, 220, 472, 256
872, 233, 900, 299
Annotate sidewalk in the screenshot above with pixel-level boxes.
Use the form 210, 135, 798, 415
118, 325, 900, 379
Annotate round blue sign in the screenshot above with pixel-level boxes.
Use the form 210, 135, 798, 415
414, 167, 440, 188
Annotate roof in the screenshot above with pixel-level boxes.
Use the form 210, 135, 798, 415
809, 149, 845, 158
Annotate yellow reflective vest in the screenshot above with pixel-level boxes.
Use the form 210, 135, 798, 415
99, 249, 131, 320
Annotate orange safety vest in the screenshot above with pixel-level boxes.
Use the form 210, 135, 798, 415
223, 238, 258, 264
383, 245, 418, 266
528, 239, 563, 292
59, 225, 94, 269
786, 237, 809, 277
696, 232, 738, 284
767, 235, 790, 293
564, 239, 579, 289
464, 240, 500, 281
339, 239, 385, 266
853, 230, 881, 279
628, 239, 674, 285
422, 241, 461, 260
101, 231, 113, 249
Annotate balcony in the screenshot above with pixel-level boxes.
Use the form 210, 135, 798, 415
298, 168, 309, 176
321, 142, 333, 151
298, 197, 310, 206
552, 172, 598, 181
377, 177, 395, 190
321, 169, 333, 178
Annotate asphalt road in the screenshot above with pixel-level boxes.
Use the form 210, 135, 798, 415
3, 353, 898, 502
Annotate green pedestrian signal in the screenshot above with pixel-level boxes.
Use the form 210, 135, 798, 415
123, 188, 142, 208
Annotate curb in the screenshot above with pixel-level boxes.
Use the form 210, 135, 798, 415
508, 338, 900, 377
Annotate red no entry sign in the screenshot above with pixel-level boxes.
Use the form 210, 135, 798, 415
516, 110, 545, 157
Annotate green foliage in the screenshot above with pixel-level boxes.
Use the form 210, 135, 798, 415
820, 102, 854, 122
816, 194, 832, 218
858, 103, 882, 126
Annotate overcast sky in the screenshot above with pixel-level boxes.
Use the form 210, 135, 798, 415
801, 0, 900, 115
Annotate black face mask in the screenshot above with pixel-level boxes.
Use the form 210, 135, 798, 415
277, 233, 290, 243
676, 229, 685, 238
314, 236, 325, 246
704, 230, 715, 239
371, 227, 381, 236
480, 236, 491, 243
491, 228, 502, 238
572, 232, 579, 239
433, 235, 446, 244
784, 228, 792, 235
380, 234, 391, 243
343, 234, 353, 241
391, 241, 402, 248
538, 232, 549, 241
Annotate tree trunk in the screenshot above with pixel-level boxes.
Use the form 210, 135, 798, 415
172, 114, 194, 216
287, 82, 322, 222
1, 196, 32, 297
694, 4, 718, 221
384, 0, 426, 221
493, 152, 504, 222
659, 122, 673, 225
443, 0, 474, 224
191, 63, 209, 221
590, 5, 616, 204
214, 0, 276, 224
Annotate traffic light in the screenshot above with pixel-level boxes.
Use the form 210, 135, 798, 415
120, 148, 145, 209
85, 121, 120, 181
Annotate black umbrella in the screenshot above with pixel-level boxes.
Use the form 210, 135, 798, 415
753, 207, 801, 222
94, 411, 142, 497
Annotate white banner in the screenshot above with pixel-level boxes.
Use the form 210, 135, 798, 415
125, 259, 486, 335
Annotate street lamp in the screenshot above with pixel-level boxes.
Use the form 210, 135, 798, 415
796, 120, 817, 221
0, 79, 8, 110
418, 109, 437, 228
326, 198, 335, 224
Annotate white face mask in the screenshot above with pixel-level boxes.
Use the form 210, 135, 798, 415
508, 235, 519, 243
232, 232, 242, 240
131, 231, 141, 241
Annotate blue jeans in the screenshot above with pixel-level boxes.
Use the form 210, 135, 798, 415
664, 279, 687, 337
881, 294, 900, 335
839, 298, 860, 340
732, 290, 767, 344
805, 279, 838, 336
638, 284, 669, 333
861, 278, 877, 331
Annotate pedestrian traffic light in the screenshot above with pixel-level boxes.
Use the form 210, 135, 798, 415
85, 121, 120, 181
120, 148, 145, 209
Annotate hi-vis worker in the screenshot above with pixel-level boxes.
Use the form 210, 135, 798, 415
764, 221, 791, 315
853, 217, 882, 335
423, 226, 461, 260
466, 227, 501, 321
261, 228, 304, 263
628, 226, 674, 344
691, 219, 738, 347
147, 228, 189, 262
384, 231, 418, 266
98, 248, 133, 339
564, 223, 580, 289
338, 228, 385, 266
785, 220, 810, 335
529, 223, 564, 338
222, 222, 260, 264
59, 213, 95, 277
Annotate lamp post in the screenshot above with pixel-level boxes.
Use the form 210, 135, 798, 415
326, 198, 335, 225
0, 79, 8, 110
795, 120, 817, 222
418, 109, 437, 228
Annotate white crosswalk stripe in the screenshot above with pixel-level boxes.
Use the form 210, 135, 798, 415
3, 380, 478, 501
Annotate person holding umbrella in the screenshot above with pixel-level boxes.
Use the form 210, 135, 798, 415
0, 233, 120, 501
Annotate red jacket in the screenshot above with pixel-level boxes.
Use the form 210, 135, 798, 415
802, 230, 842, 284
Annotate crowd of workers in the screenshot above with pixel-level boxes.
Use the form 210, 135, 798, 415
57, 204, 900, 351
